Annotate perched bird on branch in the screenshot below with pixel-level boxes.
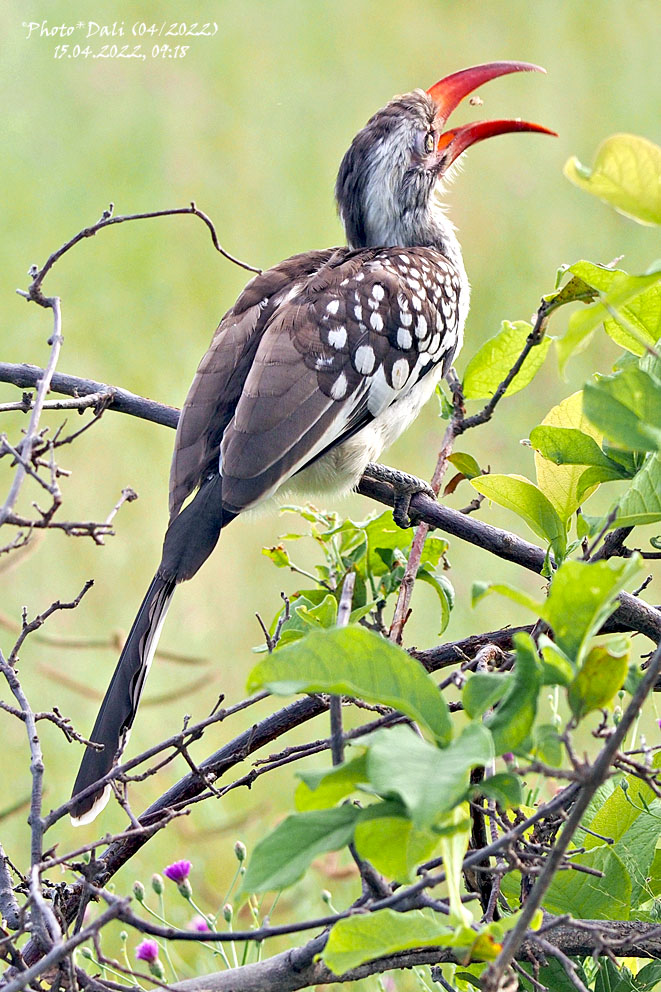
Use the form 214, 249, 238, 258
71, 61, 554, 823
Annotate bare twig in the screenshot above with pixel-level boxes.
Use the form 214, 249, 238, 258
481, 640, 661, 991
0, 298, 62, 527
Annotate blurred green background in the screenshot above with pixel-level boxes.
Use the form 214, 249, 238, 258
2, 0, 660, 983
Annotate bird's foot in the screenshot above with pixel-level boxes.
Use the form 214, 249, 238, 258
363, 463, 436, 528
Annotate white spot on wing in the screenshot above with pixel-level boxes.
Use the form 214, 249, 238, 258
370, 312, 384, 331
415, 315, 427, 339
354, 344, 376, 375
328, 326, 347, 349
330, 372, 348, 400
372, 284, 385, 301
326, 299, 340, 315
397, 326, 412, 349
391, 358, 410, 389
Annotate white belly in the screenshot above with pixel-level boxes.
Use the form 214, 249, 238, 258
283, 362, 445, 501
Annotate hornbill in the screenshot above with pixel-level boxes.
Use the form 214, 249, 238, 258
71, 61, 554, 823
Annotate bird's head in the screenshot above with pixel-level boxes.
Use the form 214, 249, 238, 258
336, 61, 555, 252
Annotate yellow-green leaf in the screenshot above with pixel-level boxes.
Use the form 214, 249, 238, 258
534, 391, 602, 520
462, 320, 551, 400
247, 626, 452, 744
568, 640, 630, 719
470, 474, 566, 557
564, 134, 661, 226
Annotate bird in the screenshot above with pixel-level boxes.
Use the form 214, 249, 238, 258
70, 60, 554, 824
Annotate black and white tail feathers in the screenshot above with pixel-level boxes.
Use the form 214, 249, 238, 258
70, 474, 226, 824
69, 574, 175, 823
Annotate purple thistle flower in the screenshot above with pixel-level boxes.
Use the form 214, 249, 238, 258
135, 939, 159, 964
163, 860, 192, 884
188, 915, 210, 932
503, 753, 515, 763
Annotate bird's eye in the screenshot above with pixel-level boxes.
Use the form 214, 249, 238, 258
424, 131, 435, 155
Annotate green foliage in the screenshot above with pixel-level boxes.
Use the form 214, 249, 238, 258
564, 133, 661, 225
543, 845, 631, 920
470, 473, 567, 559
364, 723, 492, 828
247, 625, 452, 744
556, 262, 661, 371
542, 558, 640, 665
462, 319, 551, 399
483, 633, 540, 754
583, 367, 661, 453
568, 639, 630, 718
260, 506, 453, 646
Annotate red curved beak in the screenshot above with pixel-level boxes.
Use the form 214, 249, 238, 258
426, 61, 556, 169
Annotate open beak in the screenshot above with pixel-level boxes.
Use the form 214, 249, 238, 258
426, 61, 556, 169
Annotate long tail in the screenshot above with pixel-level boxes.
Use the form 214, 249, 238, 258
70, 474, 227, 825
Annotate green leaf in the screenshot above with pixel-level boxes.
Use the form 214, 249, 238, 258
532, 724, 563, 767
353, 816, 439, 882
462, 320, 551, 400
447, 452, 482, 479
437, 804, 473, 925
262, 544, 291, 568
539, 635, 574, 687
583, 367, 661, 453
476, 773, 522, 809
471, 581, 542, 616
614, 452, 661, 527
586, 758, 661, 847
361, 512, 413, 578
576, 464, 631, 505
533, 391, 605, 520
568, 640, 630, 719
564, 134, 661, 226
557, 263, 661, 371
295, 752, 369, 811
543, 845, 631, 919
365, 723, 493, 828
463, 673, 510, 719
247, 626, 452, 745
241, 805, 361, 892
416, 568, 453, 635
470, 474, 567, 557
542, 557, 641, 665
296, 593, 338, 629
486, 633, 540, 755
530, 425, 623, 471
635, 961, 661, 992
612, 799, 661, 907
322, 910, 459, 976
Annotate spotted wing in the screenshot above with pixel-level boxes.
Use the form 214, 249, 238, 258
168, 248, 342, 520
220, 246, 463, 513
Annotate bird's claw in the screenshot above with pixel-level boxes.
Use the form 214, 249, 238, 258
364, 463, 436, 529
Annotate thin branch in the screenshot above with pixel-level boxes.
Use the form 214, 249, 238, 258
481, 639, 661, 991
0, 298, 62, 527
18, 202, 260, 308
2, 366, 658, 643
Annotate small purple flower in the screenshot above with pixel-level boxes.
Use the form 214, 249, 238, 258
163, 860, 192, 885
135, 939, 159, 964
188, 915, 210, 933
657, 718, 661, 730
503, 753, 515, 764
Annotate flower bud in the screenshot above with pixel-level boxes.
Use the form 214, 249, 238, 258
223, 903, 233, 924
151, 873, 164, 895
149, 959, 166, 980
132, 881, 145, 903
234, 841, 247, 863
